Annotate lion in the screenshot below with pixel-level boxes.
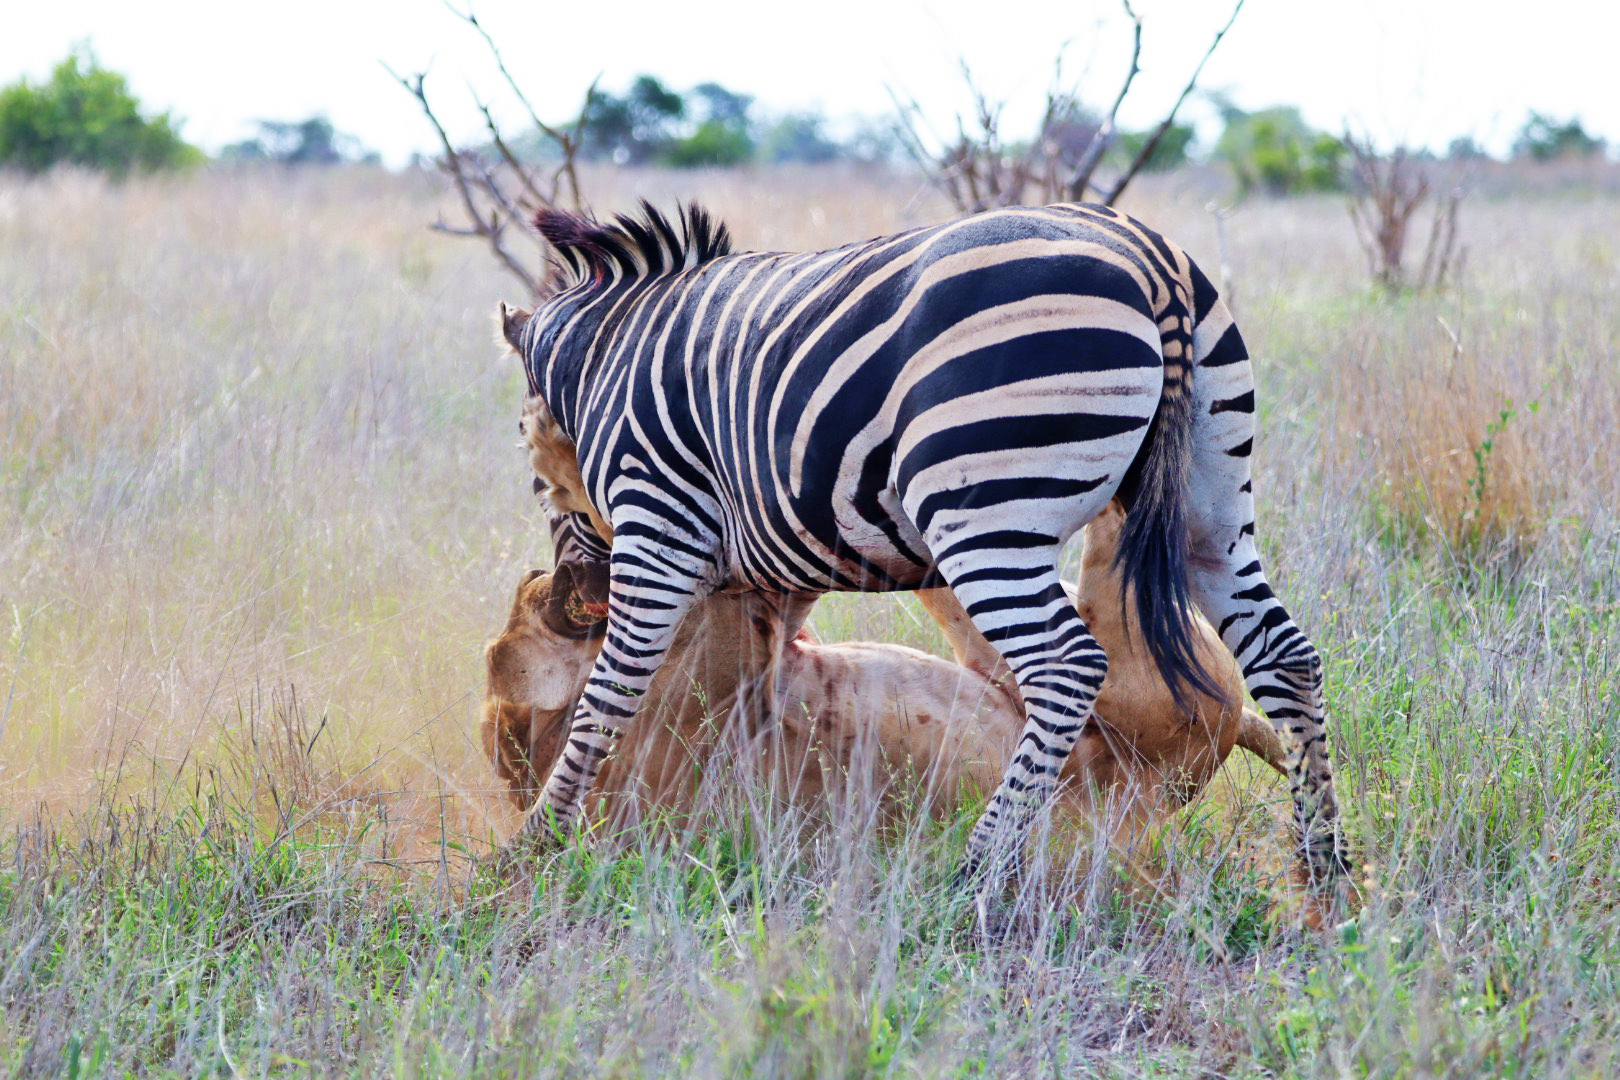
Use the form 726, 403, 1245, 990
481, 499, 1286, 836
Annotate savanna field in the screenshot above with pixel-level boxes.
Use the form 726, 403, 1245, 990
3, 163, 1620, 1077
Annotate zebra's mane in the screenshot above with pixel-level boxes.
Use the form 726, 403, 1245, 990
534, 201, 733, 287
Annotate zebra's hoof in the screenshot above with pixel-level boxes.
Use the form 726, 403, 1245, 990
483, 833, 559, 879
1287, 856, 1364, 930
479, 845, 525, 879
953, 848, 1023, 895
952, 859, 1020, 941
1302, 841, 1357, 892
949, 858, 980, 893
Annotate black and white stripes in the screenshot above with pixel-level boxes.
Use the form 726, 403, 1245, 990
507, 200, 1344, 884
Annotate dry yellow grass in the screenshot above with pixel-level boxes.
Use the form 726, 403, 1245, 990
0, 165, 962, 863
1317, 198, 1620, 567
2, 168, 518, 846
6, 164, 1620, 1075
5, 167, 1619, 845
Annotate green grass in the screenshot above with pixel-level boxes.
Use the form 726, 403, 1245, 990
7, 748, 1616, 1077
4, 165, 1620, 1076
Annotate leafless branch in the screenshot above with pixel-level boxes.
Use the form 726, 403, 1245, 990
388, 8, 602, 299
446, 4, 592, 212
1417, 185, 1461, 289
386, 65, 538, 293
475, 97, 547, 209
896, 0, 1244, 213
1066, 0, 1142, 201
1101, 0, 1244, 204
429, 221, 493, 238
448, 5, 559, 144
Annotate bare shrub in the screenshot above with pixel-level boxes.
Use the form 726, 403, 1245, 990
891, 0, 1244, 212
1345, 132, 1463, 293
388, 9, 592, 298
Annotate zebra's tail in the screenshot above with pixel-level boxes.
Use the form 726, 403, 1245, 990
1113, 280, 1221, 710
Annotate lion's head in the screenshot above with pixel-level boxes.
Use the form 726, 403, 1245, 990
480, 561, 611, 809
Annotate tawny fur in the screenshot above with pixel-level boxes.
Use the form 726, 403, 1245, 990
481, 521, 1286, 831
500, 304, 614, 543
918, 499, 1286, 800
485, 573, 1026, 826
519, 395, 613, 544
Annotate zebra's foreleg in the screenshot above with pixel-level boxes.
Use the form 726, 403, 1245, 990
510, 535, 710, 852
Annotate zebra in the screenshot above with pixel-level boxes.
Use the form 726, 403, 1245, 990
501, 200, 1347, 887
543, 502, 611, 566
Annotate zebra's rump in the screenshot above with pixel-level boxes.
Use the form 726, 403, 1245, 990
719, 211, 1173, 591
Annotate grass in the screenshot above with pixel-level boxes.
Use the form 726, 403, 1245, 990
4, 162, 1620, 1076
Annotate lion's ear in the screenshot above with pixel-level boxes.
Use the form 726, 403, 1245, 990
497, 302, 532, 353
515, 569, 550, 612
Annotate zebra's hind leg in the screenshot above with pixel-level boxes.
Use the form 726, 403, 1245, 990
1189, 539, 1347, 885
1186, 299, 1350, 890
509, 533, 710, 854
934, 552, 1110, 884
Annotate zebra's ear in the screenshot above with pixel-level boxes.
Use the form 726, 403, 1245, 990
497, 302, 531, 354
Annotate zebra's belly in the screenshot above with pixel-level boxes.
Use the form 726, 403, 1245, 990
722, 551, 938, 595
717, 487, 937, 595
828, 489, 937, 588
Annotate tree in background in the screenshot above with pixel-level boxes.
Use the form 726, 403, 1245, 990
890, 0, 1244, 213
758, 112, 843, 165
663, 82, 754, 167
1114, 122, 1195, 172
1512, 112, 1606, 162
1344, 131, 1462, 294
221, 116, 379, 165
1446, 136, 1489, 162
1214, 101, 1344, 195
689, 83, 752, 132
393, 3, 1231, 293
839, 117, 906, 166
580, 75, 685, 164
0, 46, 201, 177
581, 77, 757, 168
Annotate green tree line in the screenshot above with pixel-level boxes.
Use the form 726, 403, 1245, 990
0, 47, 200, 177
1, 50, 1610, 188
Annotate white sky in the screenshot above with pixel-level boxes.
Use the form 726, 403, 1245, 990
2, 0, 1616, 165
